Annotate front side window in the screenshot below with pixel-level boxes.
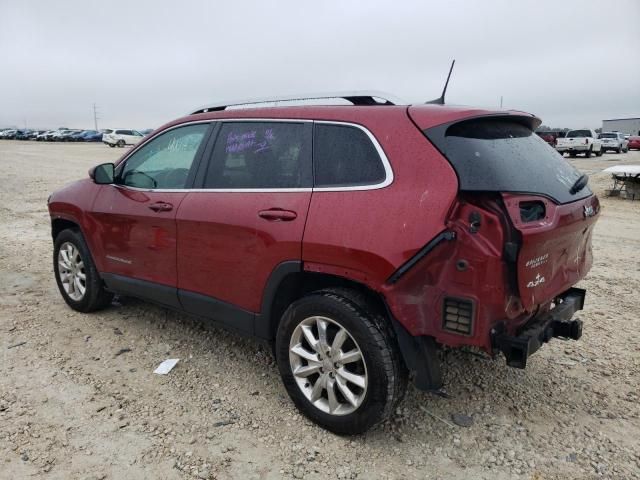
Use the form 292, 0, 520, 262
313, 124, 386, 188
204, 122, 310, 189
119, 123, 209, 189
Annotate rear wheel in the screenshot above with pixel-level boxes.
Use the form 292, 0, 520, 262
53, 229, 113, 312
108, 143, 115, 148
585, 147, 592, 158
276, 288, 407, 434
616, 147, 621, 153
596, 147, 603, 157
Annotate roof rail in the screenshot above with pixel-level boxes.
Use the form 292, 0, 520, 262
190, 91, 405, 114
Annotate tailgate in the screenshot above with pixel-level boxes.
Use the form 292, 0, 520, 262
502, 193, 600, 311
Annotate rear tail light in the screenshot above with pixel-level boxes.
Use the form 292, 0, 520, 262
443, 297, 474, 335
585, 139, 588, 145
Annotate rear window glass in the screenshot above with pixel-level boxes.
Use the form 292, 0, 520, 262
313, 124, 385, 187
599, 133, 617, 139
566, 130, 591, 138
424, 117, 592, 204
204, 122, 311, 189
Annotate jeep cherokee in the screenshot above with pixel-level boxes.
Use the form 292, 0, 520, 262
48, 92, 599, 434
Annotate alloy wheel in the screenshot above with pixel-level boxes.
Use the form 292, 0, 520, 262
289, 316, 368, 416
57, 242, 86, 301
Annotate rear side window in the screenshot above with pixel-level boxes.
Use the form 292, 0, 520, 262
425, 117, 592, 204
204, 122, 311, 189
313, 124, 385, 187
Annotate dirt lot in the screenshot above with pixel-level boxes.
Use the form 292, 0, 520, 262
1, 141, 639, 480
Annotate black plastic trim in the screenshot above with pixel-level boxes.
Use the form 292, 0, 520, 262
254, 261, 303, 340
102, 273, 181, 309
179, 290, 254, 336
383, 302, 443, 391
387, 230, 456, 284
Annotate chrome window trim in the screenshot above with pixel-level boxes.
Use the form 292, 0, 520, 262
114, 118, 393, 193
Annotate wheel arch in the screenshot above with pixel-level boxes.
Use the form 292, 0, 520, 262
259, 262, 444, 391
51, 217, 81, 240
255, 262, 388, 342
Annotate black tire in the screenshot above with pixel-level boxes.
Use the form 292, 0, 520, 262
616, 148, 621, 154
108, 143, 115, 148
597, 148, 603, 157
585, 147, 592, 158
276, 288, 407, 435
117, 140, 125, 147
53, 228, 113, 312
570, 152, 577, 158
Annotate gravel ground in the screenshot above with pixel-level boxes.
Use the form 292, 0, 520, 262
1, 141, 639, 479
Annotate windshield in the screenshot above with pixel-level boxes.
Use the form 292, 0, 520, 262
424, 117, 592, 204
566, 130, 591, 138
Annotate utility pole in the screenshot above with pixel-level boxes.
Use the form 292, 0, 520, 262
92, 103, 100, 131
500, 96, 503, 109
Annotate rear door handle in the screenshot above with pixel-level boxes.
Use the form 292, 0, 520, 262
258, 208, 297, 221
148, 202, 173, 212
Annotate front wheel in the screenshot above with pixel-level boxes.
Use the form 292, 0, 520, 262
54, 229, 113, 312
117, 140, 125, 148
276, 288, 407, 435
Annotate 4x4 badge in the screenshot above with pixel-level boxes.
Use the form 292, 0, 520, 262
584, 205, 595, 218
527, 273, 545, 288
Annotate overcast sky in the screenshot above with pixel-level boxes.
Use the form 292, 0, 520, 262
1, 0, 638, 130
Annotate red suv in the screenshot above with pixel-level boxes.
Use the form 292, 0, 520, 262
49, 92, 599, 434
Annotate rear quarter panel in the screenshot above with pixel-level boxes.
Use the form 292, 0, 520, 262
302, 109, 459, 288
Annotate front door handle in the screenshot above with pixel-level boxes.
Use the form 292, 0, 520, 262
148, 202, 173, 212
258, 208, 297, 221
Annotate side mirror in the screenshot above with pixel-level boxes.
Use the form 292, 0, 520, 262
91, 163, 115, 184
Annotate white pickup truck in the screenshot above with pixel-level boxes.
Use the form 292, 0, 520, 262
556, 129, 603, 158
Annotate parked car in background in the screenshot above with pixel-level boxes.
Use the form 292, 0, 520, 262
599, 132, 628, 153
14, 130, 33, 140
48, 93, 599, 434
102, 129, 144, 147
61, 130, 83, 141
139, 128, 154, 136
627, 136, 640, 150
29, 130, 47, 140
68, 131, 89, 142
556, 129, 603, 157
535, 130, 562, 147
49, 130, 73, 141
83, 130, 104, 142
37, 131, 53, 141
1, 129, 18, 139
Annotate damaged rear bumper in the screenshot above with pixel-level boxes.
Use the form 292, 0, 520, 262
491, 288, 585, 369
